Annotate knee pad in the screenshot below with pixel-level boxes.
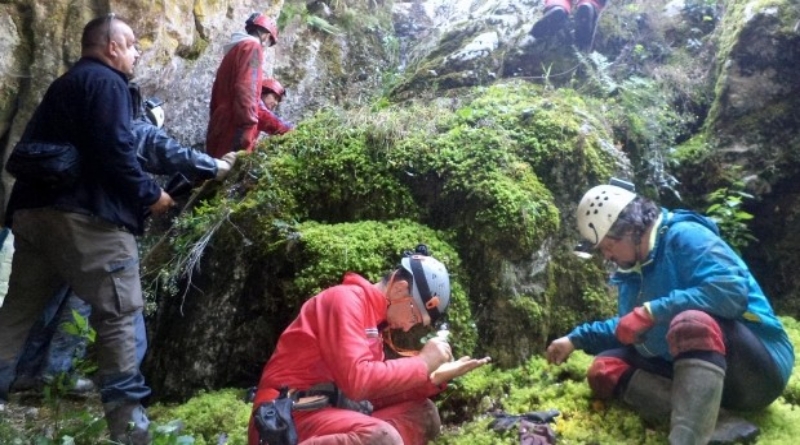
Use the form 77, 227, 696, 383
587, 356, 631, 400
364, 422, 404, 445
667, 310, 726, 357
418, 399, 442, 439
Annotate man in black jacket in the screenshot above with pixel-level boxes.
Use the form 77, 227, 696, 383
0, 14, 172, 444
10, 83, 239, 400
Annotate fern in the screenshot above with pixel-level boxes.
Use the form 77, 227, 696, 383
576, 51, 618, 95
307, 15, 342, 36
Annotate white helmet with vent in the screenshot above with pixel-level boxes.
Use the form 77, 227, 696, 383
576, 184, 637, 247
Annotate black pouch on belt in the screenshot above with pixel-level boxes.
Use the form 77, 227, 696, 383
294, 382, 374, 415
253, 386, 298, 445
6, 141, 81, 188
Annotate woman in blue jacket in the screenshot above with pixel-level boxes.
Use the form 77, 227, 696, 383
546, 183, 794, 444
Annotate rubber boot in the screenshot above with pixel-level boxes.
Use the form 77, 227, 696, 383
574, 2, 598, 50
621, 369, 672, 424
530, 6, 569, 39
669, 359, 724, 445
621, 368, 759, 443
104, 401, 152, 445
709, 411, 760, 444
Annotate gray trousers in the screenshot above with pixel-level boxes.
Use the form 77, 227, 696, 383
0, 207, 149, 403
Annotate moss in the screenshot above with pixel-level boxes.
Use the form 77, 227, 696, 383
176, 31, 209, 61
672, 133, 711, 164
276, 219, 478, 354
434, 317, 800, 444
148, 388, 251, 445
389, 24, 486, 100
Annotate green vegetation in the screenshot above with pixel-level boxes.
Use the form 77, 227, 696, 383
706, 181, 757, 254
149, 389, 252, 445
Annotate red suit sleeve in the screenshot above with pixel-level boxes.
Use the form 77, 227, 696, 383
257, 102, 294, 135
316, 288, 440, 402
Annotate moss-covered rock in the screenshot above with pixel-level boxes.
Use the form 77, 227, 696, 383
143, 80, 622, 398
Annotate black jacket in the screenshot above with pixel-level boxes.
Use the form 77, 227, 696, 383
7, 57, 161, 234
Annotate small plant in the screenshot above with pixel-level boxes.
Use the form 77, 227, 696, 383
576, 51, 618, 96
37, 309, 105, 444
152, 420, 196, 444
705, 182, 757, 254
306, 15, 342, 36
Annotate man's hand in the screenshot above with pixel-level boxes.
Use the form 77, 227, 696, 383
546, 336, 574, 365
430, 356, 492, 385
615, 306, 655, 344
148, 190, 175, 215
418, 338, 452, 374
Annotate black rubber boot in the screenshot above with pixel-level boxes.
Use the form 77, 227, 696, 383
574, 3, 597, 50
530, 6, 569, 39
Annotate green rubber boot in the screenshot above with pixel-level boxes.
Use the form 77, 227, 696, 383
669, 359, 724, 445
621, 369, 672, 424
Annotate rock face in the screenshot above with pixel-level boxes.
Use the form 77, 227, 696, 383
2, 0, 800, 401
695, 0, 800, 315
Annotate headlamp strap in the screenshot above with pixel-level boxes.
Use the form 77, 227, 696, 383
409, 257, 441, 320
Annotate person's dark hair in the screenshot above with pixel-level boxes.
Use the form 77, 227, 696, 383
606, 196, 660, 244
382, 267, 413, 287
81, 13, 118, 49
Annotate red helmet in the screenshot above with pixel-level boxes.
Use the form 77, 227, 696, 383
245, 13, 278, 46
261, 78, 286, 101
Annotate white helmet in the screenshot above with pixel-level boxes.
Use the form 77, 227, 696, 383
400, 251, 450, 326
145, 97, 165, 129
576, 184, 637, 246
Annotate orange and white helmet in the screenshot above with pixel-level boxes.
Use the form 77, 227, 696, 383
261, 78, 286, 101
245, 13, 278, 46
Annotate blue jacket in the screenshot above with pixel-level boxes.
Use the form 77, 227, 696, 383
568, 209, 795, 385
128, 84, 218, 182
6, 57, 161, 235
